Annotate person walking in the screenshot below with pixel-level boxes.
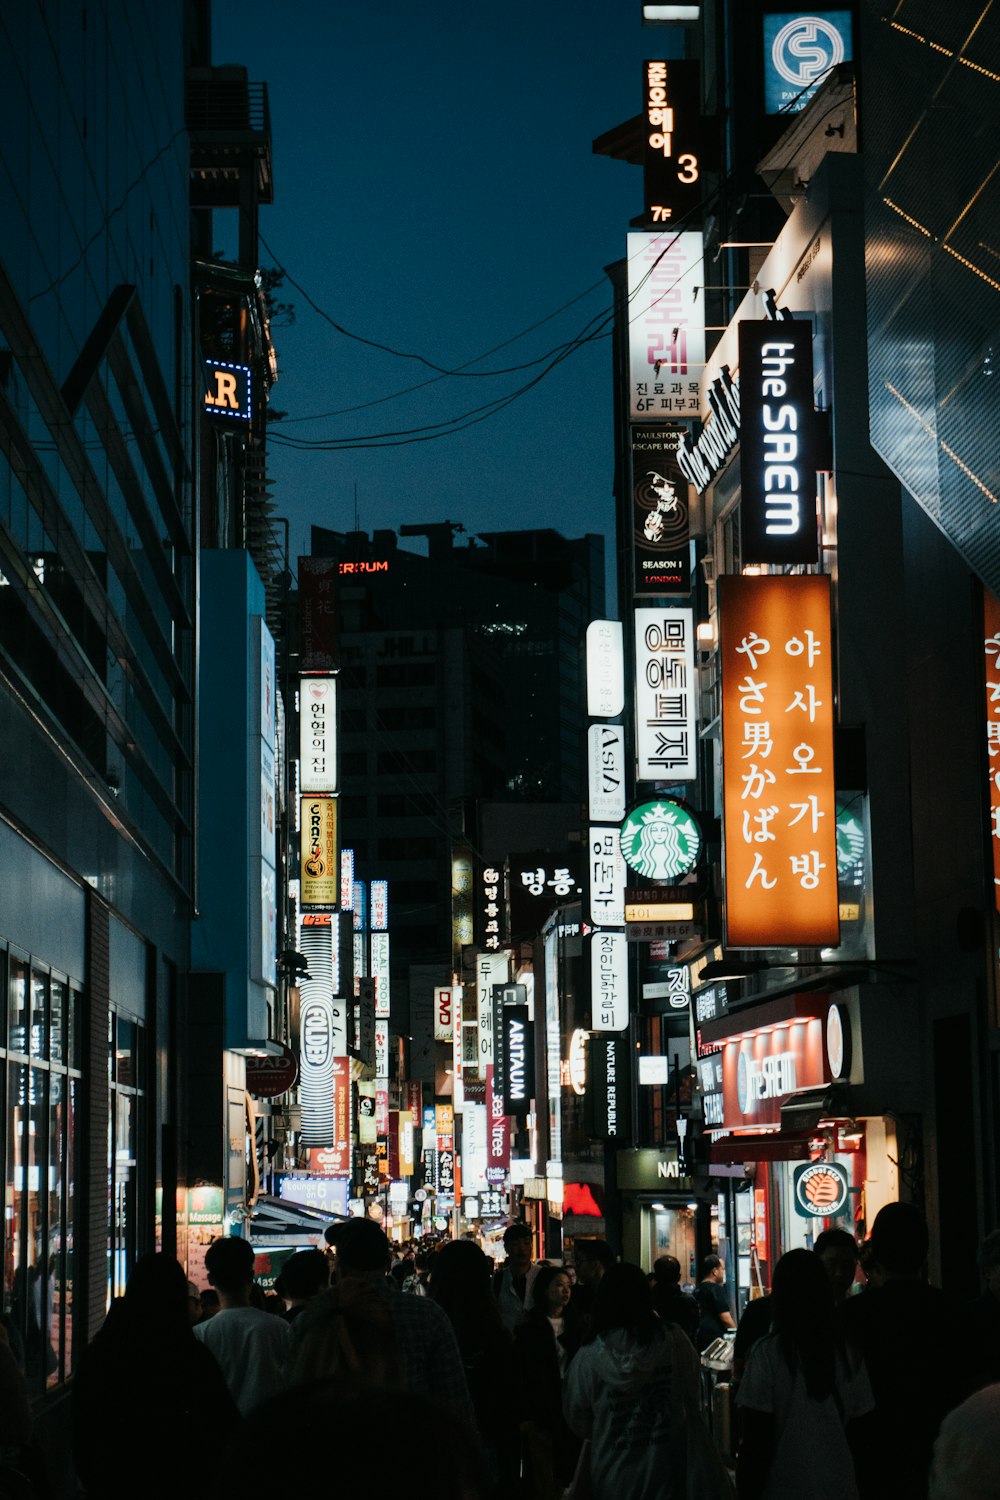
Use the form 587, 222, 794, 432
72, 1253, 240, 1499
513, 1264, 582, 1500
275, 1248, 330, 1323
841, 1202, 966, 1499
571, 1239, 615, 1340
429, 1239, 519, 1493
650, 1255, 700, 1345
736, 1248, 873, 1500
564, 1261, 731, 1500
695, 1253, 736, 1350
193, 1236, 291, 1416
493, 1222, 535, 1333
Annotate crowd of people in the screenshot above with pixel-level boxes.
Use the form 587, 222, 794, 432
4, 1205, 1000, 1499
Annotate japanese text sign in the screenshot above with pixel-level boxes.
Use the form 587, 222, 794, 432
721, 575, 839, 947
635, 607, 696, 781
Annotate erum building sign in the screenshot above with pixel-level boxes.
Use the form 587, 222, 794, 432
642, 60, 703, 228
203, 359, 251, 421
634, 608, 696, 781
630, 426, 692, 596
738, 320, 818, 565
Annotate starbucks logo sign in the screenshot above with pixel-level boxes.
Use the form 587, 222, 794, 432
619, 799, 701, 881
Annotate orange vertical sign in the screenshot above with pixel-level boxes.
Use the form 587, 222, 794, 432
720, 574, 839, 947
985, 590, 1000, 911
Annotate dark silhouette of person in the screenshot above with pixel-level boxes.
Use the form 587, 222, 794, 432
72, 1253, 240, 1500
429, 1239, 518, 1495
737, 1248, 873, 1500
841, 1202, 966, 1500
194, 1236, 290, 1415
695, 1253, 736, 1350
649, 1254, 700, 1345
492, 1221, 534, 1333
968, 1229, 1000, 1389
276, 1248, 330, 1322
570, 1239, 615, 1340
734, 1227, 861, 1383
513, 1264, 582, 1499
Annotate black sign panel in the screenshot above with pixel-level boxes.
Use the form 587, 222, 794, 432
738, 321, 818, 564
203, 360, 252, 422
589, 1033, 633, 1144
631, 425, 692, 596
492, 982, 527, 1107
506, 852, 583, 941
642, 60, 703, 228
501, 1005, 534, 1116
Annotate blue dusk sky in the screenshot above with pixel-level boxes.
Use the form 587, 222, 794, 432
212, 2, 683, 602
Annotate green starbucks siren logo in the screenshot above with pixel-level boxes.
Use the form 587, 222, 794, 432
619, 799, 701, 881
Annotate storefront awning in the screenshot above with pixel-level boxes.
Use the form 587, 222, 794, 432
247, 1193, 349, 1239
709, 1131, 817, 1164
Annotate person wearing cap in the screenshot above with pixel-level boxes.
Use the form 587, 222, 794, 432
492, 1222, 535, 1334
292, 1219, 474, 1425
842, 1202, 966, 1499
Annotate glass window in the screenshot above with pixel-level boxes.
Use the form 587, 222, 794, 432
8, 959, 27, 1056
47, 1065, 65, 1387
24, 1066, 50, 1394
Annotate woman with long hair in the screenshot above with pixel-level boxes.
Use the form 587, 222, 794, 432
564, 1261, 730, 1500
429, 1240, 517, 1492
513, 1264, 582, 1500
736, 1247, 874, 1500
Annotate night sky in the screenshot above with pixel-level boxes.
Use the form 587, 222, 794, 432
212, 3, 681, 604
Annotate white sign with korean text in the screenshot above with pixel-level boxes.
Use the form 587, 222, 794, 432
299, 676, 337, 793
586, 621, 625, 718
476, 950, 509, 1080
627, 231, 706, 420
635, 607, 696, 781
591, 929, 629, 1032
588, 723, 626, 822
589, 827, 627, 928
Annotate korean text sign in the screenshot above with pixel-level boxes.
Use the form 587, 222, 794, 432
635, 607, 696, 781
720, 575, 839, 947
626, 232, 705, 420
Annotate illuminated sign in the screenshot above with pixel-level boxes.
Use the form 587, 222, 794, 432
763, 12, 853, 114
476, 950, 509, 1078
371, 930, 390, 1018
635, 608, 696, 781
589, 828, 626, 928
298, 995, 335, 1146
203, 359, 251, 421
624, 901, 696, 923
341, 847, 355, 910
300, 797, 339, 907
327, 1057, 352, 1176
631, 426, 692, 596
620, 798, 701, 881
567, 1029, 588, 1097
720, 575, 839, 947
591, 1035, 632, 1141
642, 59, 702, 226
501, 1006, 534, 1115
338, 560, 389, 574
434, 986, 454, 1042
588, 724, 626, 822
716, 1008, 832, 1129
480, 864, 502, 951
627, 232, 705, 420
299, 677, 338, 793
793, 1160, 850, 1218
370, 879, 389, 932
738, 321, 818, 565
985, 591, 1000, 911
586, 620, 625, 717
643, 966, 692, 1010
590, 929, 628, 1031
639, 1055, 670, 1086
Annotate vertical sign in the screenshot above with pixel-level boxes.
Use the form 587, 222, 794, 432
627, 231, 705, 420
299, 677, 338, 792
589, 828, 626, 928
329, 1057, 352, 1175
738, 321, 818, 565
631, 426, 692, 596
298, 918, 336, 1146
480, 864, 502, 951
370, 880, 389, 932
298, 557, 338, 673
371, 931, 391, 1018
590, 1033, 633, 1142
501, 1006, 534, 1115
591, 930, 629, 1031
476, 951, 508, 1079
720, 574, 839, 946
434, 986, 454, 1042
486, 1066, 510, 1176
586, 621, 625, 718
588, 724, 626, 822
985, 591, 1000, 911
301, 797, 339, 907
635, 607, 696, 781
356, 977, 375, 1068
642, 60, 703, 227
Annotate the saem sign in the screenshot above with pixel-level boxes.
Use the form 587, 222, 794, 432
738, 321, 818, 565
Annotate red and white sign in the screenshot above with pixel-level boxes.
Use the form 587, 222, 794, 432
245, 1044, 298, 1099
309, 1058, 352, 1176
486, 1065, 510, 1175
720, 1012, 829, 1130
435, 986, 454, 1042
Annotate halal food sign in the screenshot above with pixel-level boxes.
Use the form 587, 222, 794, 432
620, 799, 701, 882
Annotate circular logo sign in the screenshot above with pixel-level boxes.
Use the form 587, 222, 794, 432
619, 799, 701, 881
793, 1161, 850, 1218
246, 1043, 299, 1099
826, 1003, 848, 1080
771, 15, 846, 88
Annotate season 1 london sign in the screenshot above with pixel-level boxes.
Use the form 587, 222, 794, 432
631, 426, 692, 596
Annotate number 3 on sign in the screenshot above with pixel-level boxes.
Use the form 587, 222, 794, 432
677, 154, 699, 184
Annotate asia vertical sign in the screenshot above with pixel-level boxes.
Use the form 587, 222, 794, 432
627, 231, 705, 420
634, 608, 696, 781
720, 574, 839, 947
738, 321, 818, 565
